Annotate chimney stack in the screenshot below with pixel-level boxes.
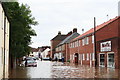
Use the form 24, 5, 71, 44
67, 31, 72, 36
73, 28, 77, 33
118, 1, 120, 16
58, 31, 61, 35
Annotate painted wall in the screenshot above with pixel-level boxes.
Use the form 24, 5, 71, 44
0, 3, 10, 79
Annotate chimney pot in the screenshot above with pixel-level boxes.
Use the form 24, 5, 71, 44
73, 28, 77, 33
58, 31, 61, 35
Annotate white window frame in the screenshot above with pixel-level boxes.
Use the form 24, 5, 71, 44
73, 42, 74, 48
87, 53, 89, 60
86, 37, 89, 45
92, 35, 94, 43
83, 54, 85, 60
82, 39, 85, 46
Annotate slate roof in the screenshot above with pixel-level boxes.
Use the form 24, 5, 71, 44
57, 32, 80, 46
72, 16, 119, 41
51, 34, 67, 41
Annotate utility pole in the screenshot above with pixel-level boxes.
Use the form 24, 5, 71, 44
94, 17, 97, 67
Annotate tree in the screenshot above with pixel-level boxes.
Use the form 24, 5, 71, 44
2, 2, 38, 68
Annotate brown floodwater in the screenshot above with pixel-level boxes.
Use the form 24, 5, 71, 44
9, 60, 120, 78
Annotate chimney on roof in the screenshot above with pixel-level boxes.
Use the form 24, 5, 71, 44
73, 28, 77, 33
67, 31, 72, 36
118, 1, 120, 16
58, 31, 61, 35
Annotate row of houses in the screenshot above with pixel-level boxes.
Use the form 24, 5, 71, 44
0, 2, 10, 79
50, 11, 120, 69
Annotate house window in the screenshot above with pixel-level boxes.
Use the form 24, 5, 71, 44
87, 53, 89, 60
92, 35, 94, 43
73, 55, 74, 60
77, 40, 79, 47
86, 37, 89, 44
78, 40, 80, 46
82, 39, 85, 46
83, 54, 85, 60
75, 41, 77, 47
74, 42, 76, 47
82, 37, 89, 46
73, 42, 74, 48
62, 45, 65, 50
69, 43, 71, 48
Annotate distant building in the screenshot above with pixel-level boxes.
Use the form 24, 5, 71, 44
50, 31, 67, 59
55, 28, 79, 61
30, 46, 51, 58
41, 48, 50, 59
0, 3, 10, 79
30, 48, 39, 57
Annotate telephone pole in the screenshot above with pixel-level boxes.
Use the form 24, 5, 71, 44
94, 17, 97, 67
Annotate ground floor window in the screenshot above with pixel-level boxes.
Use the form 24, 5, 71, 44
99, 52, 115, 68
87, 53, 89, 60
83, 54, 85, 60
99, 53, 105, 67
107, 53, 114, 68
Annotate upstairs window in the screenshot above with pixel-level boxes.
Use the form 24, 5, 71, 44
92, 35, 94, 43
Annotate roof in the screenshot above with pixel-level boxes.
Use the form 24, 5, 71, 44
31, 48, 39, 52
51, 34, 67, 41
57, 32, 80, 46
72, 16, 119, 42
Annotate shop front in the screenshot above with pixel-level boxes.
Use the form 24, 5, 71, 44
98, 40, 116, 68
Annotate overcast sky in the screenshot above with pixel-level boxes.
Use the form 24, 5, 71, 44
19, 0, 119, 48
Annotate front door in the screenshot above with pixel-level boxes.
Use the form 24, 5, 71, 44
99, 54, 105, 67
107, 53, 114, 68
75, 53, 78, 63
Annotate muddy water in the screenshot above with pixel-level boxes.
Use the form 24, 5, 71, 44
9, 60, 120, 78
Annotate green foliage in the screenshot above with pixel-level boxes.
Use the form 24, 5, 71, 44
2, 2, 38, 58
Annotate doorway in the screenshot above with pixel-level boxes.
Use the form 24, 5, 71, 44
74, 53, 78, 63
99, 53, 105, 67
107, 53, 114, 68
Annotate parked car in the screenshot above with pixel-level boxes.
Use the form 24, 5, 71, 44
42, 57, 51, 61
26, 60, 37, 67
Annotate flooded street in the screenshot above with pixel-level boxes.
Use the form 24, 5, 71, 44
9, 60, 120, 78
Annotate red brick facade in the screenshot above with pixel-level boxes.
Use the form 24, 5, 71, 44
69, 35, 95, 66
50, 16, 120, 69
69, 16, 120, 69
96, 17, 120, 69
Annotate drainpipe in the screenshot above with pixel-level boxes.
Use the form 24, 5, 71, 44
3, 16, 6, 79
94, 17, 97, 67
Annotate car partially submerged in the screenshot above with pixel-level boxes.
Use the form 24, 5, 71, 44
26, 60, 37, 67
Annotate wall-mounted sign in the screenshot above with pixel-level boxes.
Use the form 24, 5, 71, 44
100, 41, 111, 52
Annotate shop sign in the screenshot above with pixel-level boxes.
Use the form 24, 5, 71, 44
100, 41, 111, 52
